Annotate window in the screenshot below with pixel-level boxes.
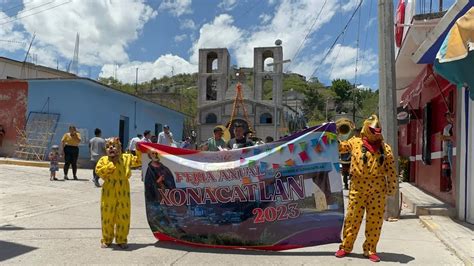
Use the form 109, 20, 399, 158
206, 76, 217, 101
206, 52, 218, 73
262, 50, 274, 72
155, 123, 162, 136
205, 113, 217, 124
260, 113, 272, 124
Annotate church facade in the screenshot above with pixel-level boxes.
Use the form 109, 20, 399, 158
196, 46, 285, 144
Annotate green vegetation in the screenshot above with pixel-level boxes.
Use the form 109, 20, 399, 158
98, 72, 379, 127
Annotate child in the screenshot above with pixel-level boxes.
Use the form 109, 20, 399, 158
49, 145, 60, 181
95, 137, 141, 249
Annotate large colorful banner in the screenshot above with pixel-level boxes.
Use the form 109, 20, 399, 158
137, 123, 344, 250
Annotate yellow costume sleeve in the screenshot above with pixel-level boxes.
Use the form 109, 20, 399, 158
130, 150, 142, 168
384, 144, 398, 196
95, 156, 116, 180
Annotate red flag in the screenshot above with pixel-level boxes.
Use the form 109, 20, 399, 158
299, 151, 310, 162
288, 143, 295, 153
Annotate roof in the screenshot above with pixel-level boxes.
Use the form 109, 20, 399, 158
413, 0, 474, 63
0, 56, 77, 78
24, 77, 192, 118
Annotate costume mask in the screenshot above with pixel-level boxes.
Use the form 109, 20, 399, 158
361, 114, 383, 144
105, 137, 122, 158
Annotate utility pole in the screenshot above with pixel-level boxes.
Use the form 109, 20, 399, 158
352, 89, 357, 122
378, 0, 400, 220
135, 68, 138, 94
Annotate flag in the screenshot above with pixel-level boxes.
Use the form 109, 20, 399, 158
299, 151, 310, 162
288, 143, 295, 153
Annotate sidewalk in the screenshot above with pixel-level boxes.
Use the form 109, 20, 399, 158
0, 157, 63, 168
400, 182, 474, 266
0, 164, 465, 265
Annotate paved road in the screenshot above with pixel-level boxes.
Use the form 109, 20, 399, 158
0, 164, 463, 265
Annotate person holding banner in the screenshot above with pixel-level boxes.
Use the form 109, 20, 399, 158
335, 115, 397, 263
95, 137, 141, 249
227, 123, 254, 149
201, 126, 227, 151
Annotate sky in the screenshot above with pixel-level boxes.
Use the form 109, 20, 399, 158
0, 0, 451, 89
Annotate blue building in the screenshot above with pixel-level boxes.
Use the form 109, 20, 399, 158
25, 78, 185, 161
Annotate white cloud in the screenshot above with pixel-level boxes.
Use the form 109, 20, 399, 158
323, 44, 377, 80
100, 54, 197, 83
174, 34, 187, 42
159, 0, 192, 17
218, 0, 237, 11
259, 13, 272, 24
189, 0, 340, 69
341, 0, 360, 12
364, 17, 376, 30
180, 19, 196, 30
189, 14, 243, 64
15, 0, 157, 68
234, 0, 339, 67
0, 11, 28, 52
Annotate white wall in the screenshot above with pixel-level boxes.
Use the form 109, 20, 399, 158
456, 86, 474, 224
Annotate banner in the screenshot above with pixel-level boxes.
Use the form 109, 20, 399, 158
138, 123, 344, 250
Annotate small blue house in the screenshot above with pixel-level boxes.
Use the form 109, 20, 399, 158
26, 78, 185, 161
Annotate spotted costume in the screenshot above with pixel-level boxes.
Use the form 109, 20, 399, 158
336, 115, 397, 262
95, 138, 141, 246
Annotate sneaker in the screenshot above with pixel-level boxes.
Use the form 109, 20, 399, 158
335, 249, 350, 258
100, 243, 111, 248
365, 253, 381, 262
53, 177, 58, 181
73, 176, 78, 180
93, 179, 101, 188
64, 176, 69, 180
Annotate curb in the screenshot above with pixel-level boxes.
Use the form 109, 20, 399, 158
400, 185, 456, 217
419, 216, 474, 266
0, 158, 65, 168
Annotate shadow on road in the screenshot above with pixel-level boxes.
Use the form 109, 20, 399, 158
345, 252, 415, 263
0, 241, 37, 262
152, 241, 415, 262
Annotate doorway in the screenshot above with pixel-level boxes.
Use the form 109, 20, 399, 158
119, 116, 129, 151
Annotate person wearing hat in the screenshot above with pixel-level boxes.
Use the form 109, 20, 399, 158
157, 125, 175, 146
202, 126, 227, 151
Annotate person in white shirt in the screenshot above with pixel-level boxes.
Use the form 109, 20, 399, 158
142, 130, 152, 143
127, 134, 143, 155
157, 125, 175, 146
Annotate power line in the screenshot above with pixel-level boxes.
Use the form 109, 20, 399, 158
0, 1, 71, 26
309, 0, 363, 78
361, 0, 374, 62
354, 0, 362, 86
286, 0, 328, 71
327, 32, 346, 80
0, 39, 27, 45
0, 0, 31, 13
0, 0, 56, 23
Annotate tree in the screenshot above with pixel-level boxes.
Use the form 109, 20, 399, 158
302, 88, 324, 122
330, 79, 353, 112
